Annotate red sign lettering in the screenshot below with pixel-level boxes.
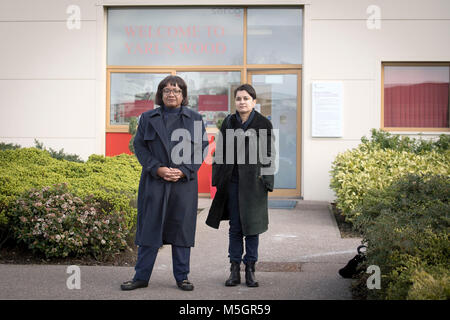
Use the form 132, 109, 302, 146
125, 42, 227, 55
124, 25, 227, 56
120, 100, 154, 118
198, 95, 228, 111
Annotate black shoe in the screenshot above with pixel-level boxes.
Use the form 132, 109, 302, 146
225, 261, 241, 286
120, 279, 148, 291
245, 262, 259, 287
177, 279, 194, 291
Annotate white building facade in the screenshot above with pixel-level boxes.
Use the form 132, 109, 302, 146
1, 0, 449, 201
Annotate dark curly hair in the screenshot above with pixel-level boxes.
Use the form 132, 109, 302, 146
155, 75, 189, 106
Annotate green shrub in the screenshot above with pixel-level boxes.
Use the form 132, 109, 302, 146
128, 117, 138, 154
71, 153, 141, 229
353, 174, 450, 300
8, 183, 129, 259
361, 129, 450, 154
330, 130, 450, 223
385, 247, 450, 300
216, 118, 224, 130
0, 148, 140, 237
34, 139, 84, 163
0, 142, 21, 151
406, 267, 450, 300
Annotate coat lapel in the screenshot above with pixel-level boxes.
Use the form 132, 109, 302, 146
148, 108, 171, 158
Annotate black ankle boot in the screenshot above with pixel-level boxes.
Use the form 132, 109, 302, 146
245, 261, 259, 287
225, 261, 241, 286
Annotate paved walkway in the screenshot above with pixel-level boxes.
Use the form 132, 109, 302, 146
0, 199, 362, 300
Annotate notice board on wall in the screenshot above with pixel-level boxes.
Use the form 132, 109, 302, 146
311, 81, 343, 137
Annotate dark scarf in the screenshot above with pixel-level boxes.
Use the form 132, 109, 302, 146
235, 108, 256, 130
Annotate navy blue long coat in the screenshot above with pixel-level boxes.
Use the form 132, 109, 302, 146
133, 106, 208, 248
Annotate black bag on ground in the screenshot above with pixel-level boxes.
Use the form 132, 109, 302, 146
338, 245, 367, 279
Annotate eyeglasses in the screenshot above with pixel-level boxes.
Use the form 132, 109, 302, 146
162, 88, 182, 96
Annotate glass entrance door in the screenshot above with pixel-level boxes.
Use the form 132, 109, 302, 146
248, 70, 301, 197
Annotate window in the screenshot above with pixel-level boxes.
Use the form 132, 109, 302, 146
107, 7, 244, 66
108, 72, 170, 126
176, 71, 241, 128
382, 63, 450, 131
247, 8, 303, 65
105, 6, 304, 196
106, 6, 303, 131
251, 72, 299, 189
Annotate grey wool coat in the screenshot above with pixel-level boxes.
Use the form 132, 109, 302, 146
133, 106, 208, 248
206, 110, 275, 236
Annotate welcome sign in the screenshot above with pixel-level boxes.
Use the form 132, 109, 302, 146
124, 25, 228, 55
107, 8, 244, 66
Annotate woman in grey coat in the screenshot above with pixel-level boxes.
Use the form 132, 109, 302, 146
121, 75, 208, 291
206, 84, 275, 287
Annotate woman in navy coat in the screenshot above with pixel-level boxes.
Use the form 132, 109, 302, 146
121, 75, 208, 291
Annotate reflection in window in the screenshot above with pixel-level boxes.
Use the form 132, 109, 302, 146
247, 8, 303, 65
177, 71, 241, 128
110, 73, 169, 125
384, 65, 450, 128
107, 7, 244, 66
252, 74, 298, 189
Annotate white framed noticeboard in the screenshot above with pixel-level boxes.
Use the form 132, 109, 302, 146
311, 81, 343, 137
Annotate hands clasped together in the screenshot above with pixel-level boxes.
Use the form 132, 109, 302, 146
157, 167, 186, 182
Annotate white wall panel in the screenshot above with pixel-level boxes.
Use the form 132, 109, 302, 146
0, 80, 96, 139
302, 139, 362, 201
0, 0, 97, 21
0, 21, 96, 79
308, 19, 450, 80
310, 0, 450, 20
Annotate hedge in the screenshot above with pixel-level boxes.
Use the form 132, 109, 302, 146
330, 130, 449, 300
330, 130, 450, 223
353, 174, 449, 300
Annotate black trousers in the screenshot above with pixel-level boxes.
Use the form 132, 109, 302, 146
227, 181, 259, 264
133, 245, 190, 283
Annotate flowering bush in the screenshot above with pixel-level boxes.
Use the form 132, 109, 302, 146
0, 148, 140, 238
8, 183, 129, 260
